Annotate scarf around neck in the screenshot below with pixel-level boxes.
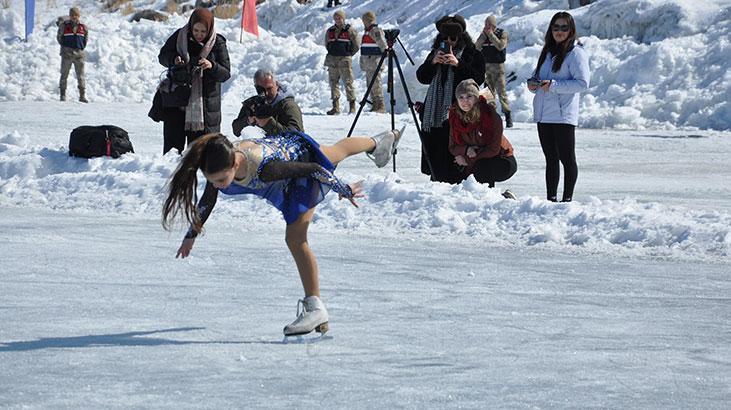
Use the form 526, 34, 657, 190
422, 46, 464, 133
176, 25, 217, 131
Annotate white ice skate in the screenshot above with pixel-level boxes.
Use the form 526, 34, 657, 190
283, 295, 329, 336
367, 126, 405, 168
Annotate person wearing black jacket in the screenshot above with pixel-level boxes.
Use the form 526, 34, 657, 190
416, 15, 485, 184
231, 69, 304, 137
156, 8, 231, 155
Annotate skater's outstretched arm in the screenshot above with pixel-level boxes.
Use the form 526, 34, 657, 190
260, 160, 361, 206
178, 182, 218, 258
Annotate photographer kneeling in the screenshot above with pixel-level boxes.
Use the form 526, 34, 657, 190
232, 69, 304, 137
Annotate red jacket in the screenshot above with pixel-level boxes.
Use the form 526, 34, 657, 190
448, 97, 513, 173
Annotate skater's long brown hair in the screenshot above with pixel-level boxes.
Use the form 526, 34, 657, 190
162, 133, 235, 233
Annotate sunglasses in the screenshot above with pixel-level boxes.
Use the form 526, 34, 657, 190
552, 24, 570, 32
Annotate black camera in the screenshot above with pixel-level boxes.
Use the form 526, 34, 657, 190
241, 95, 273, 119
168, 65, 192, 85
384, 28, 400, 42
168, 62, 203, 86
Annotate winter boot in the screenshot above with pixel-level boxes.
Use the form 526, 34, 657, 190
367, 126, 404, 168
326, 99, 340, 115
504, 111, 513, 128
283, 295, 329, 336
371, 98, 386, 113
60, 88, 66, 102
348, 100, 356, 114
79, 88, 88, 103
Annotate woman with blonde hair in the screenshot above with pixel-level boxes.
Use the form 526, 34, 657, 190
448, 79, 516, 197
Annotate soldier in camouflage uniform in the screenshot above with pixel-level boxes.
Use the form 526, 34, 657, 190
359, 11, 387, 113
475, 15, 512, 127
324, 10, 359, 115
57, 7, 88, 103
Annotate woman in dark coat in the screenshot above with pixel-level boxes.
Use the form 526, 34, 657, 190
158, 8, 231, 154
416, 15, 485, 184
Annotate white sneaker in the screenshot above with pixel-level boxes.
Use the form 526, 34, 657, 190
367, 127, 404, 168
502, 189, 517, 200
283, 295, 329, 336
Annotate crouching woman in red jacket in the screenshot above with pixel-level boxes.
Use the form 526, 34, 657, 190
448, 79, 517, 198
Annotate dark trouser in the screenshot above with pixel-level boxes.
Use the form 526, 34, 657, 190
163, 108, 206, 155
420, 125, 464, 184
472, 155, 517, 187
537, 122, 577, 201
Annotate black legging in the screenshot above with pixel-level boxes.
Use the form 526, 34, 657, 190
420, 125, 464, 184
472, 155, 517, 188
537, 122, 577, 202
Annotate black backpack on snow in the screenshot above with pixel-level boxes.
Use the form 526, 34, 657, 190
69, 125, 134, 158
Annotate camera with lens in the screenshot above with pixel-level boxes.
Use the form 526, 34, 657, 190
384, 28, 400, 42
241, 95, 273, 119
168, 62, 203, 86
168, 65, 192, 86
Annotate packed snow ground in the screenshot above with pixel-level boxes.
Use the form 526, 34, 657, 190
1, 102, 730, 408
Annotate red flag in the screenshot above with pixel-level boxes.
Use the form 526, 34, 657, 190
241, 0, 259, 38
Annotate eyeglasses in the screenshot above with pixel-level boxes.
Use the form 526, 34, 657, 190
552, 24, 570, 32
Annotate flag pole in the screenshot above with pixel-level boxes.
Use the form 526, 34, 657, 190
239, 0, 245, 43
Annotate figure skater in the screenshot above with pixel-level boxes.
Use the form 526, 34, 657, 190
162, 129, 401, 336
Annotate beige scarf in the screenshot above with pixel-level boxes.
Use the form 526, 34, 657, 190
176, 26, 217, 131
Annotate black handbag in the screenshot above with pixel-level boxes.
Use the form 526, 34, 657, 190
159, 65, 193, 107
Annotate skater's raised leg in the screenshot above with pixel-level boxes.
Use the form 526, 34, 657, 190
319, 129, 402, 168
320, 136, 376, 165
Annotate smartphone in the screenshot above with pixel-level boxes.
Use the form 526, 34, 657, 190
439, 41, 450, 54
526, 78, 542, 87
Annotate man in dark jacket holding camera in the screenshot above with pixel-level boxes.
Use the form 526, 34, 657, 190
232, 69, 304, 137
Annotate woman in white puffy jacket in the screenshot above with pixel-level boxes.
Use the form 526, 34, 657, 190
528, 11, 590, 203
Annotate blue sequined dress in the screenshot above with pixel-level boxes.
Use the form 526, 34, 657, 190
218, 131, 351, 224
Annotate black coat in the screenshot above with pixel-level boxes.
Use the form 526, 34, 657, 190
416, 43, 485, 103
154, 30, 231, 131
415, 43, 485, 183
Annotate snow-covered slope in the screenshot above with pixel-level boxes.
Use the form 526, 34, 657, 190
0, 0, 729, 129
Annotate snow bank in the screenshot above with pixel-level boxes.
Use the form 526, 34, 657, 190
1, 130, 728, 261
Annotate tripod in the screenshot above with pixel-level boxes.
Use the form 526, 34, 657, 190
347, 33, 435, 175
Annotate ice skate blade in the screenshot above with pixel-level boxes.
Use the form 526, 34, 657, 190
282, 321, 329, 337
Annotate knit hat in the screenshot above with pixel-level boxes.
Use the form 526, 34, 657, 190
435, 15, 466, 35
362, 11, 376, 25
69, 7, 80, 17
455, 79, 480, 98
486, 15, 497, 26
334, 10, 346, 20
189, 8, 214, 33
